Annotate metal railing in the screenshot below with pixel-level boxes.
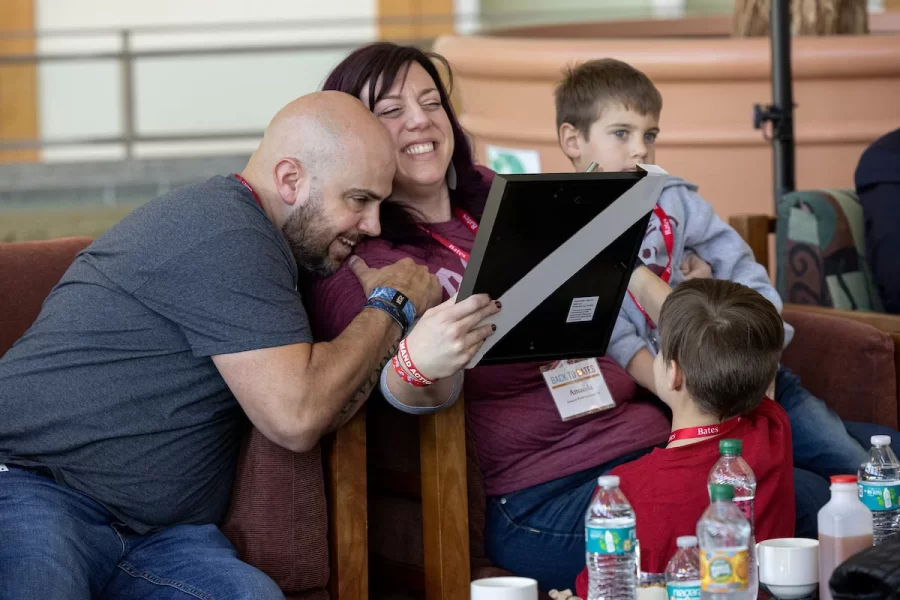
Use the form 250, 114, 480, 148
0, 21, 440, 157
0, 5, 699, 158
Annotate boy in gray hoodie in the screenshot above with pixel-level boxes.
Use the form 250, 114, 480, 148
555, 58, 900, 537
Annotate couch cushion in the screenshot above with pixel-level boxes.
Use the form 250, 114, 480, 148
221, 426, 330, 595
0, 237, 93, 356
776, 189, 882, 311
783, 307, 898, 428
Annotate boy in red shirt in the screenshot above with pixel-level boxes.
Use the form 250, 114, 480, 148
575, 267, 795, 596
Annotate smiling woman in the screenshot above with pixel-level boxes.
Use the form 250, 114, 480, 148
311, 42, 673, 593
321, 42, 490, 247
367, 63, 456, 215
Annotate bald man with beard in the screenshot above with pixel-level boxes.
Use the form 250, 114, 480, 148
0, 91, 442, 600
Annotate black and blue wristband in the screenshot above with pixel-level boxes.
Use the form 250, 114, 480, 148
365, 287, 417, 335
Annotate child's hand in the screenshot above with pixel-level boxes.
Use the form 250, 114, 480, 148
680, 253, 712, 280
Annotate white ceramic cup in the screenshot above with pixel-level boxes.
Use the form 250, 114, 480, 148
470, 577, 539, 600
757, 538, 819, 599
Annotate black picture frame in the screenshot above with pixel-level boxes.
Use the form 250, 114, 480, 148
457, 170, 657, 366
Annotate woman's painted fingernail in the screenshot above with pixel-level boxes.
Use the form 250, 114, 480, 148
495, 301, 502, 309
491, 324, 497, 332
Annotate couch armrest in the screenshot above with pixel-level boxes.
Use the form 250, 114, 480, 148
221, 426, 330, 595
221, 410, 368, 600
324, 408, 369, 600
782, 305, 899, 429
420, 394, 471, 600
786, 304, 900, 336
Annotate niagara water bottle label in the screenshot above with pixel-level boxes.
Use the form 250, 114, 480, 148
734, 499, 755, 530
701, 548, 749, 593
666, 581, 701, 599
859, 481, 900, 511
585, 525, 636, 554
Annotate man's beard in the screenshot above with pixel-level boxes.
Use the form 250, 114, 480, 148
281, 188, 351, 277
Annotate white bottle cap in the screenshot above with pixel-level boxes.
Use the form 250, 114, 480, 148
597, 475, 620, 488
676, 536, 698, 548
872, 435, 892, 446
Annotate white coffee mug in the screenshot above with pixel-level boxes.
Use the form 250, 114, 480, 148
470, 576, 539, 600
757, 538, 819, 599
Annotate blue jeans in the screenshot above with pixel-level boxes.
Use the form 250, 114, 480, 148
776, 365, 869, 475
775, 365, 900, 538
485, 447, 656, 593
0, 467, 283, 600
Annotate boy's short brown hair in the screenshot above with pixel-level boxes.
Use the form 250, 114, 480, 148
658, 279, 784, 420
554, 58, 662, 138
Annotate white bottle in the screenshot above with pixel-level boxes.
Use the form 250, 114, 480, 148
697, 484, 752, 599
707, 439, 758, 597
858, 434, 900, 545
818, 475, 874, 600
585, 475, 637, 600
665, 536, 701, 599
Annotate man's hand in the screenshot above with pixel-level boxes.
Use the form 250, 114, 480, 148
680, 252, 713, 280
349, 256, 442, 315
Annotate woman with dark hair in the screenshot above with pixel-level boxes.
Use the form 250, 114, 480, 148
308, 42, 672, 592
321, 43, 489, 242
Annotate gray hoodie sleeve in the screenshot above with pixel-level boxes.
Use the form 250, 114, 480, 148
679, 189, 794, 345
607, 306, 654, 370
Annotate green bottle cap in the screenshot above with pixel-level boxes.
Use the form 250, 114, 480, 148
710, 484, 735, 502
720, 438, 742, 455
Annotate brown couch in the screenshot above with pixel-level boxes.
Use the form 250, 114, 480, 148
0, 237, 360, 600
10, 237, 897, 600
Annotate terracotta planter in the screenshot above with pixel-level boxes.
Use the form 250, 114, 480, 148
434, 15, 900, 223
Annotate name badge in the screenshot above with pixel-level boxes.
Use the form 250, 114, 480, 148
540, 358, 616, 421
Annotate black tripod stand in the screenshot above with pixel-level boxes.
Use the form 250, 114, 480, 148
753, 0, 796, 209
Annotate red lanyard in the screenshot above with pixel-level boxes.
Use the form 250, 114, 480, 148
668, 416, 741, 444
234, 173, 262, 208
629, 205, 673, 328
418, 207, 478, 262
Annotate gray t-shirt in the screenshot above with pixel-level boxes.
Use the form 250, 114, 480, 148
0, 175, 312, 533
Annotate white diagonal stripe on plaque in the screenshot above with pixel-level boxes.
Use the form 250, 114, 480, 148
466, 167, 668, 368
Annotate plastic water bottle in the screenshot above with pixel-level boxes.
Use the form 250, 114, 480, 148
697, 484, 752, 599
665, 536, 701, 599
585, 475, 637, 600
707, 439, 758, 597
858, 434, 900, 545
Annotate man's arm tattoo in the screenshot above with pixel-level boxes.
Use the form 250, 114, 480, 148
329, 340, 399, 430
